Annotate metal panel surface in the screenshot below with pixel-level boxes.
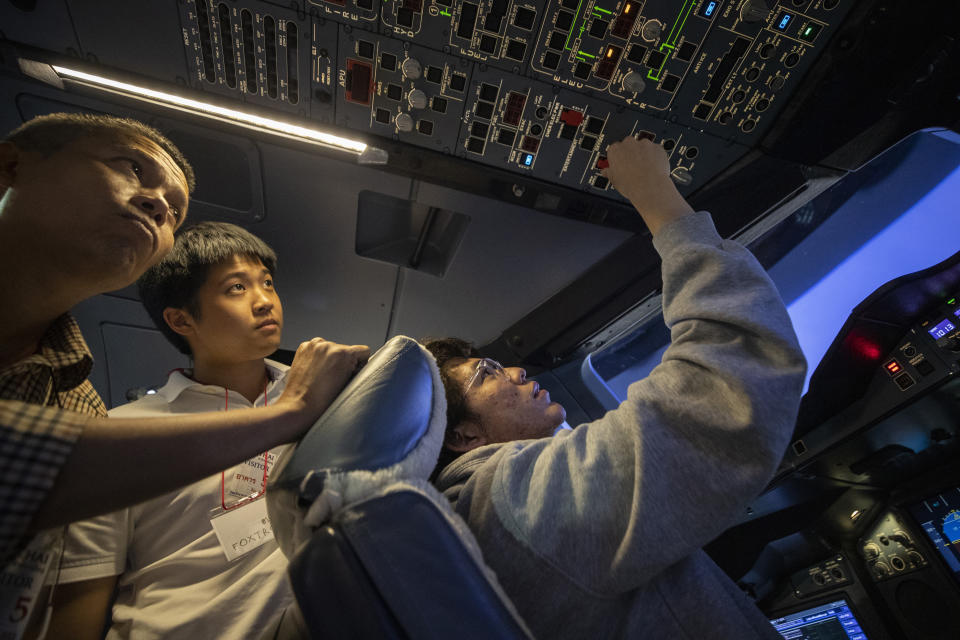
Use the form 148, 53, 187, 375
67, 0, 189, 84
388, 179, 632, 343
248, 143, 413, 348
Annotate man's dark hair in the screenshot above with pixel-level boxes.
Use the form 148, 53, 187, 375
139, 221, 278, 355
4, 112, 196, 192
421, 337, 480, 477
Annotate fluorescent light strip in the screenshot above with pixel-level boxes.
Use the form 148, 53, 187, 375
52, 64, 367, 154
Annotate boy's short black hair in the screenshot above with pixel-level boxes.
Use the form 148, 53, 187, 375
4, 112, 196, 192
139, 221, 278, 355
421, 337, 480, 478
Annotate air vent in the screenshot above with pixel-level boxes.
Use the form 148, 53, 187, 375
196, 0, 216, 82
241, 9, 257, 94
217, 3, 236, 89
356, 191, 470, 278
264, 15, 278, 99
286, 21, 299, 104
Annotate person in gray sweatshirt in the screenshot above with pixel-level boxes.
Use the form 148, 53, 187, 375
423, 135, 807, 639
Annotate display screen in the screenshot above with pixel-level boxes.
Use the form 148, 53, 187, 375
770, 599, 867, 639
698, 1, 719, 18
907, 487, 960, 587
927, 318, 956, 339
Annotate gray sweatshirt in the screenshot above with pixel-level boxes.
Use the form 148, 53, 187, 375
436, 211, 806, 639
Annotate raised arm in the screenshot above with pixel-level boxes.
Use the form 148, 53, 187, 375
475, 136, 806, 593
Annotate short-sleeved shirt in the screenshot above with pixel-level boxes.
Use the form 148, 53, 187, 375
57, 361, 294, 639
0, 313, 104, 565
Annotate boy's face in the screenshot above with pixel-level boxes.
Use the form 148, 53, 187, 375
177, 255, 283, 365
0, 134, 189, 292
445, 357, 566, 451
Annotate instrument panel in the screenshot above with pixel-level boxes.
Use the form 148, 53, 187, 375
177, 0, 853, 203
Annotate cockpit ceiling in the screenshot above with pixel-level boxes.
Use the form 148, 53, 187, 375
0, 0, 957, 364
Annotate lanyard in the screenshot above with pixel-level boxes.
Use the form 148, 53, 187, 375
220, 377, 270, 511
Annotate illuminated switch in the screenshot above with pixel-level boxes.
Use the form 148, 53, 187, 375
884, 359, 902, 376
596, 157, 609, 169
560, 109, 584, 126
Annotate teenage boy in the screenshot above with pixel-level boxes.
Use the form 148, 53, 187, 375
0, 113, 366, 637
48, 222, 305, 639
423, 137, 806, 639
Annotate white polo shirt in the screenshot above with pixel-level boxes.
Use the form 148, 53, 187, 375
56, 360, 294, 640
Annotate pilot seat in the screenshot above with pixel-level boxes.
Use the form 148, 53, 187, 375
266, 335, 533, 639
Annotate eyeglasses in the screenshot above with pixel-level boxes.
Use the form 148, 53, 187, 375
464, 358, 508, 394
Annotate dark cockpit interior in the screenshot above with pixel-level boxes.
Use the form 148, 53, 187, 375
2, 0, 959, 637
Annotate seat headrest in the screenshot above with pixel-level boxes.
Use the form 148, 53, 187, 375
267, 335, 446, 557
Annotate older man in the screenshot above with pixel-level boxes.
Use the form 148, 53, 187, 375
0, 113, 366, 636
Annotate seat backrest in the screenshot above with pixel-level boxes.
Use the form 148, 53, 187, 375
266, 336, 533, 640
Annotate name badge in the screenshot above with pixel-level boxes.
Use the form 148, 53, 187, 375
210, 498, 275, 562
0, 530, 58, 640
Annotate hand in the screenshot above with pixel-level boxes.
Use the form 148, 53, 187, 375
602, 135, 694, 235
277, 338, 370, 427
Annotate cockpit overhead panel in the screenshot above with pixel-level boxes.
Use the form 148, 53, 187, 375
173, 0, 853, 210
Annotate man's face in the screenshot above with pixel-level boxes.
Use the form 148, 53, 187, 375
178, 255, 283, 365
448, 357, 566, 449
1, 133, 189, 291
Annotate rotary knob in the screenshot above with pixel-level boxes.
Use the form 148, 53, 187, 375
621, 71, 646, 94
401, 57, 422, 80
408, 88, 427, 109
641, 20, 662, 42
395, 113, 414, 132
740, 0, 770, 23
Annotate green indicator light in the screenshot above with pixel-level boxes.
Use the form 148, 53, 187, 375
593, 6, 612, 13
664, 0, 695, 47
563, 0, 586, 52
578, 51, 596, 58
439, 9, 450, 15
949, 298, 957, 305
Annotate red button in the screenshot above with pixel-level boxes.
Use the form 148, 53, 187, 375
560, 109, 584, 126
596, 157, 609, 169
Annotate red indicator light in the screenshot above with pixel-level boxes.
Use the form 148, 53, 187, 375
596, 157, 609, 169
560, 109, 584, 126
846, 333, 882, 360
885, 360, 901, 375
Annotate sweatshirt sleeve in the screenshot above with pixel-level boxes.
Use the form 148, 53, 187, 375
480, 211, 806, 595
